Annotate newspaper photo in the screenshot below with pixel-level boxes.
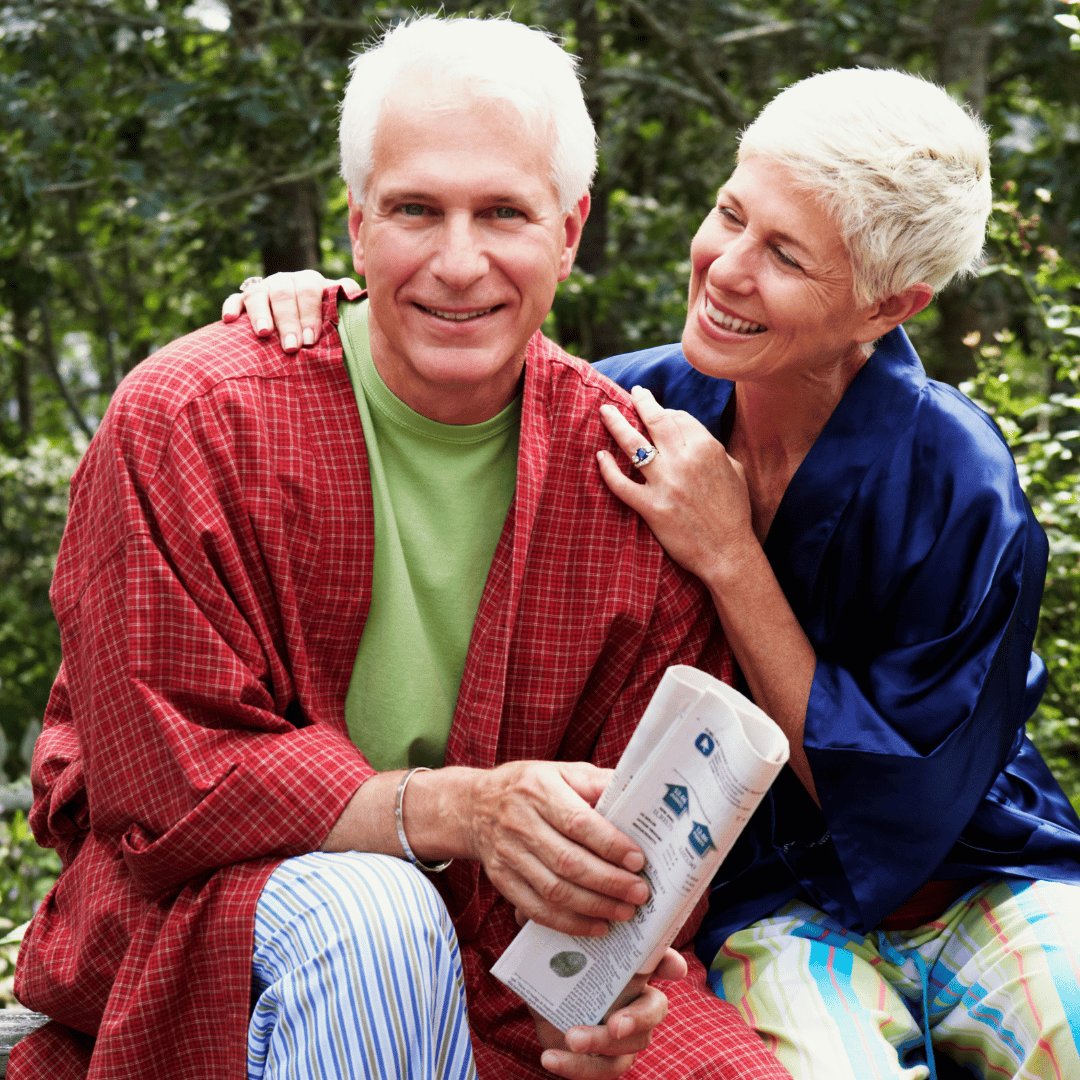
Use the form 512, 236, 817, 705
490, 664, 789, 1033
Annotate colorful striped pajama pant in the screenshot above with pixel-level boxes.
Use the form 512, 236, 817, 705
247, 851, 477, 1080
709, 878, 1080, 1080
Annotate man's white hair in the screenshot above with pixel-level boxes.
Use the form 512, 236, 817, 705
339, 15, 597, 213
738, 68, 992, 304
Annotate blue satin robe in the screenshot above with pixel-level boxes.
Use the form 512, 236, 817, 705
596, 327, 1080, 962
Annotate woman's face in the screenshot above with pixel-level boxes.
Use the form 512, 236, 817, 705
682, 156, 878, 384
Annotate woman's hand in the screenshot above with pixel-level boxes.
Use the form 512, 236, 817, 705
221, 270, 361, 351
532, 948, 687, 1078
596, 385, 758, 585
598, 387, 822, 803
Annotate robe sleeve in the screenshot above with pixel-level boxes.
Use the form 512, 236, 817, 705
32, 355, 373, 900
798, 384, 1048, 927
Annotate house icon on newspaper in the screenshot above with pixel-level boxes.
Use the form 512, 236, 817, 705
663, 784, 690, 817
688, 821, 715, 858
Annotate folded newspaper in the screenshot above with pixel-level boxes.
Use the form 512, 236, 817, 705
491, 664, 789, 1032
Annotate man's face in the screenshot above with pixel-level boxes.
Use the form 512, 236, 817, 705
349, 86, 589, 425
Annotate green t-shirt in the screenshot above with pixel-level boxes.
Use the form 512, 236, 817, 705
337, 300, 521, 770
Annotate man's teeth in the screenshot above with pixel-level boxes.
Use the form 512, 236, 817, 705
705, 299, 765, 334
420, 305, 495, 321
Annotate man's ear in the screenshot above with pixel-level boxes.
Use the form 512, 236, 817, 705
557, 193, 591, 281
855, 281, 934, 343
347, 188, 366, 276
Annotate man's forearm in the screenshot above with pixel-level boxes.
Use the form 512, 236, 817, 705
321, 760, 653, 938
319, 765, 476, 861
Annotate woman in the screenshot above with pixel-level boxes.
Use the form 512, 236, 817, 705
227, 67, 1080, 1080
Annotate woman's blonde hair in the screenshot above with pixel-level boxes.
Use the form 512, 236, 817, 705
738, 67, 992, 304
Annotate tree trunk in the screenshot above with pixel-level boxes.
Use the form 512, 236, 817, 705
11, 309, 33, 438
561, 0, 623, 361
930, 1, 992, 386
260, 179, 322, 276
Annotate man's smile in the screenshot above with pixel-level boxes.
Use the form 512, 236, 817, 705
416, 303, 500, 321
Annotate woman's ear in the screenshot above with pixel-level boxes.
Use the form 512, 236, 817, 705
855, 282, 934, 344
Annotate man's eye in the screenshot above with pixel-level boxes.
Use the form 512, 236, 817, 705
400, 204, 425, 216
493, 207, 521, 219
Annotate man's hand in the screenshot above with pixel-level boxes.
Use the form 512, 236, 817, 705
532, 948, 688, 1078
221, 270, 360, 351
462, 761, 649, 938
322, 762, 650, 939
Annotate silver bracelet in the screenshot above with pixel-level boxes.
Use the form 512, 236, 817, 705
395, 767, 452, 873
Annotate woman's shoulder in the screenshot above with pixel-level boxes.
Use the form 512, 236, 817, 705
910, 378, 1021, 491
594, 344, 734, 437
864, 329, 1019, 484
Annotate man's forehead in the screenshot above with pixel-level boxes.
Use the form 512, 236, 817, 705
366, 86, 558, 203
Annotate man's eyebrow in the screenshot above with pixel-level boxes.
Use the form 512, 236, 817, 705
376, 188, 536, 208
377, 190, 432, 205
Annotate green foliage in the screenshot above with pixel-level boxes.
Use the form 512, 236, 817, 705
0, 812, 61, 1005
0, 438, 83, 777
962, 182, 1080, 809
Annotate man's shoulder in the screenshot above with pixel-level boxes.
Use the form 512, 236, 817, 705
527, 331, 632, 410
115, 317, 335, 422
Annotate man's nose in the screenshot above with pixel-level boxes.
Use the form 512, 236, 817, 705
430, 214, 489, 289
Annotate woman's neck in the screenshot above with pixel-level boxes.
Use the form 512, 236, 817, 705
727, 349, 869, 542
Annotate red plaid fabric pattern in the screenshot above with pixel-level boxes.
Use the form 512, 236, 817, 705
12, 293, 788, 1079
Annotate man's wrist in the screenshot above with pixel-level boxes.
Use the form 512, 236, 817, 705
395, 767, 452, 872
397, 765, 478, 865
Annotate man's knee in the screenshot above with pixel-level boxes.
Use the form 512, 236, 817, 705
254, 851, 457, 985
249, 853, 475, 1079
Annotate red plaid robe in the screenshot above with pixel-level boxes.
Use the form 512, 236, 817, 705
12, 293, 790, 1080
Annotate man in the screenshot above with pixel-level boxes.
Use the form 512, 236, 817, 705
12, 16, 791, 1080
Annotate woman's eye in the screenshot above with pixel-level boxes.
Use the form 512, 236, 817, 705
774, 247, 803, 270
718, 206, 740, 224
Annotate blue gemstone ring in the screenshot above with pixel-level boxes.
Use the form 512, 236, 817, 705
632, 445, 659, 468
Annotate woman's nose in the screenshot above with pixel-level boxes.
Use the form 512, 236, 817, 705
706, 234, 755, 295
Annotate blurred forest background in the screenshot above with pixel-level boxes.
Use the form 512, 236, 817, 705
1, 0, 1080, 947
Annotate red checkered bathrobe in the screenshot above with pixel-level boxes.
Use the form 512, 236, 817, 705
13, 293, 790, 1080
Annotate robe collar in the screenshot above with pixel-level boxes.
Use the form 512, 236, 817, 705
762, 327, 926, 606
445, 329, 555, 773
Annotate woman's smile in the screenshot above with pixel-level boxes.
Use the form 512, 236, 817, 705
703, 297, 766, 335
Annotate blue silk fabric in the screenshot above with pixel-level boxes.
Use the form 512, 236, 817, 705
595, 327, 1080, 964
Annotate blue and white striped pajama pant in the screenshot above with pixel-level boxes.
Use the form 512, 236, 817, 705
247, 851, 477, 1080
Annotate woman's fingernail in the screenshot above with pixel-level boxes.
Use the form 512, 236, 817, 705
302, 327, 314, 346
256, 320, 271, 336
616, 1016, 634, 1039
283, 333, 297, 351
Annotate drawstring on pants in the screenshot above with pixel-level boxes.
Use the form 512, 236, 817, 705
877, 936, 937, 1080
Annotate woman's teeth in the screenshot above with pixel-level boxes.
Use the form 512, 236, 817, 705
420, 305, 495, 321
705, 299, 765, 334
